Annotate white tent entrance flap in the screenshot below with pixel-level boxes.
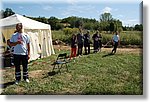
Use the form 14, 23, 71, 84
0, 14, 55, 61
27, 32, 41, 61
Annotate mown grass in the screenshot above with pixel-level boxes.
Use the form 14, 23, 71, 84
1, 49, 142, 95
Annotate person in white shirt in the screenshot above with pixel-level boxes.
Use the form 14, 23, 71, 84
111, 31, 120, 54
9, 23, 30, 84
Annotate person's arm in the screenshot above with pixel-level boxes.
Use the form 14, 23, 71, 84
87, 34, 90, 40
9, 41, 22, 46
118, 36, 120, 46
112, 36, 114, 45
27, 43, 30, 60
9, 35, 22, 46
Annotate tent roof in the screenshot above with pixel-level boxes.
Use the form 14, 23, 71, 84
0, 14, 51, 29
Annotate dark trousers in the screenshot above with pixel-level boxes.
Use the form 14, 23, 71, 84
84, 44, 90, 54
112, 42, 118, 53
93, 41, 100, 52
77, 44, 83, 56
14, 55, 28, 81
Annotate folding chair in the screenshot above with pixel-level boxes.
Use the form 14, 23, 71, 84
52, 53, 69, 73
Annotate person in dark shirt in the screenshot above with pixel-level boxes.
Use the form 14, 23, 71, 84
77, 29, 84, 56
70, 34, 77, 59
83, 30, 90, 55
92, 31, 102, 53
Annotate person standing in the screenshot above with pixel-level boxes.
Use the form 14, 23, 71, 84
70, 34, 77, 59
6, 39, 14, 66
92, 31, 102, 53
83, 30, 90, 55
9, 23, 30, 84
111, 31, 120, 54
77, 29, 84, 56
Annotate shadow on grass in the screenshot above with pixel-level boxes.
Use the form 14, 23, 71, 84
42, 71, 59, 79
48, 71, 59, 76
102, 53, 115, 58
0, 81, 15, 89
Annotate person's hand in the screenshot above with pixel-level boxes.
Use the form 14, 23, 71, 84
28, 54, 30, 60
112, 42, 114, 46
17, 40, 22, 44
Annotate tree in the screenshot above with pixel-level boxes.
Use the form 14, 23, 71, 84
36, 17, 48, 24
3, 8, 15, 18
113, 20, 123, 32
55, 23, 64, 30
93, 22, 100, 31
100, 13, 112, 22
99, 13, 123, 32
99, 13, 113, 32
48, 16, 60, 30
134, 24, 143, 31
84, 22, 93, 30
109, 22, 115, 32
75, 19, 83, 28
61, 16, 78, 28
61, 16, 99, 30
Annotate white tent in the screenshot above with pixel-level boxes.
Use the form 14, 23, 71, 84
0, 14, 55, 61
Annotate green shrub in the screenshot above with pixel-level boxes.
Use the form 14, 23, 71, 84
63, 28, 79, 35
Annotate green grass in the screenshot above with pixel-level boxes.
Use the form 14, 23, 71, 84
52, 30, 142, 46
1, 49, 142, 95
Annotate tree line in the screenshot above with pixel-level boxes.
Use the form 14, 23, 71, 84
0, 8, 143, 31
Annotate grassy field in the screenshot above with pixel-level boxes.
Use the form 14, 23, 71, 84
52, 30, 142, 46
0, 48, 143, 95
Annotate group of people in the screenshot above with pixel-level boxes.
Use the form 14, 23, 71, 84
70, 30, 120, 59
5, 23, 120, 85
70, 30, 103, 59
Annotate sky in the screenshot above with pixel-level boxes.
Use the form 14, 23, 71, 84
1, 0, 142, 26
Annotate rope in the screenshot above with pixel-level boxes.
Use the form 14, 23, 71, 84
102, 41, 112, 48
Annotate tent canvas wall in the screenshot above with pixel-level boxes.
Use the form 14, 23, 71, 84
0, 14, 55, 61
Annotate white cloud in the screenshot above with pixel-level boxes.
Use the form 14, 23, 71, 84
122, 19, 140, 26
66, 0, 78, 5
128, 19, 138, 22
61, 5, 96, 17
43, 6, 52, 11
101, 7, 112, 13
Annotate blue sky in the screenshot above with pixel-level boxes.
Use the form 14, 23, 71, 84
1, 0, 142, 26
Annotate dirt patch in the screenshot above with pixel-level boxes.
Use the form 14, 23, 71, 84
54, 45, 142, 54
54, 45, 70, 51
29, 70, 45, 78
14, 86, 25, 95
102, 48, 142, 54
